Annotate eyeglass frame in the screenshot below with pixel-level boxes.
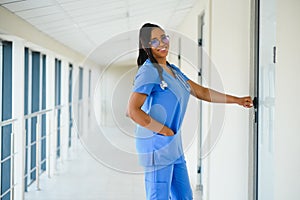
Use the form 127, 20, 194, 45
149, 35, 170, 48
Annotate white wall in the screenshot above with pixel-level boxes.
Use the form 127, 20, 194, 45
209, 1, 251, 200
275, 0, 300, 199
12, 37, 26, 200
176, 0, 251, 199
97, 63, 136, 127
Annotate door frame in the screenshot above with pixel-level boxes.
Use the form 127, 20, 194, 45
197, 11, 205, 195
253, 0, 259, 198
252, 0, 276, 199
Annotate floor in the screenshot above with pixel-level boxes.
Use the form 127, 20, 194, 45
25, 133, 201, 200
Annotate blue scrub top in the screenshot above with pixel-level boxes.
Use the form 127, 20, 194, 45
133, 59, 191, 166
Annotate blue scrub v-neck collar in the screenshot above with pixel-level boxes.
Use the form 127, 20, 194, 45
162, 63, 176, 79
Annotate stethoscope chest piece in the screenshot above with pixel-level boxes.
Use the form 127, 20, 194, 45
160, 80, 168, 90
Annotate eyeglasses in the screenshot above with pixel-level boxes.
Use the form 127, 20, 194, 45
149, 35, 170, 48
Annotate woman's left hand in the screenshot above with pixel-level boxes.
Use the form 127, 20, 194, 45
237, 96, 253, 108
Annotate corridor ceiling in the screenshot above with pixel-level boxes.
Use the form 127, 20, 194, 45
1, 0, 197, 65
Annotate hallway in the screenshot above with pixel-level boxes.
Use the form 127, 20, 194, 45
24, 134, 201, 200
1, 0, 300, 200
25, 138, 146, 200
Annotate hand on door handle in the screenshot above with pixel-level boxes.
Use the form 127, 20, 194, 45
237, 96, 254, 108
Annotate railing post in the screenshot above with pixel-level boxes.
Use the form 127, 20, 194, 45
47, 116, 51, 178
53, 109, 57, 171
10, 123, 15, 200
0, 128, 2, 198
22, 120, 26, 200
35, 116, 40, 191
60, 110, 64, 164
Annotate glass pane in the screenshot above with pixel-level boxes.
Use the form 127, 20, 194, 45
1, 41, 12, 200
258, 0, 276, 199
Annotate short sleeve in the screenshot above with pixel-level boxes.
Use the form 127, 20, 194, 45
133, 83, 155, 96
133, 61, 160, 96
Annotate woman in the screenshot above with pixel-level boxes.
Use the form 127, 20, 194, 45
127, 23, 253, 200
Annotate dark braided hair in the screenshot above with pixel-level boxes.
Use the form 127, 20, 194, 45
137, 23, 165, 84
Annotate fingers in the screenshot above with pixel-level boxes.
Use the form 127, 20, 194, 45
242, 97, 253, 108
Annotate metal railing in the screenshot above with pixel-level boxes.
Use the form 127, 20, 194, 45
24, 108, 52, 191
53, 104, 66, 160
23, 103, 74, 192
54, 106, 61, 159
0, 100, 82, 200
0, 118, 18, 200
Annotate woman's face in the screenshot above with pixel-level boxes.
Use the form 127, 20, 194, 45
150, 28, 169, 60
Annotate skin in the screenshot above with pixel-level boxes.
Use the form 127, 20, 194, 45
127, 27, 253, 136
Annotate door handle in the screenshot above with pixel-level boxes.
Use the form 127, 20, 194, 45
253, 97, 258, 123
253, 97, 258, 109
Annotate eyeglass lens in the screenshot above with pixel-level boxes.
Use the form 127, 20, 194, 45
150, 35, 169, 48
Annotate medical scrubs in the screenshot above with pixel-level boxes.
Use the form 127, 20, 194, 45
133, 59, 193, 199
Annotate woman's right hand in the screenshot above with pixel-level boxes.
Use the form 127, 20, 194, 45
161, 126, 175, 136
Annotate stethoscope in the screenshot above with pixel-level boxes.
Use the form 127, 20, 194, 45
159, 66, 190, 91
160, 80, 168, 90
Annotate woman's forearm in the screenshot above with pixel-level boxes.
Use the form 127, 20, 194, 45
127, 108, 174, 136
206, 88, 238, 104
188, 80, 251, 106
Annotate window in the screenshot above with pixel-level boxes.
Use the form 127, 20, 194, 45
0, 41, 13, 200
68, 64, 73, 147
41, 54, 47, 171
79, 67, 83, 100
24, 48, 47, 191
55, 59, 61, 158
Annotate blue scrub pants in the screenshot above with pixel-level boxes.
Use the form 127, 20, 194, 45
144, 162, 193, 200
